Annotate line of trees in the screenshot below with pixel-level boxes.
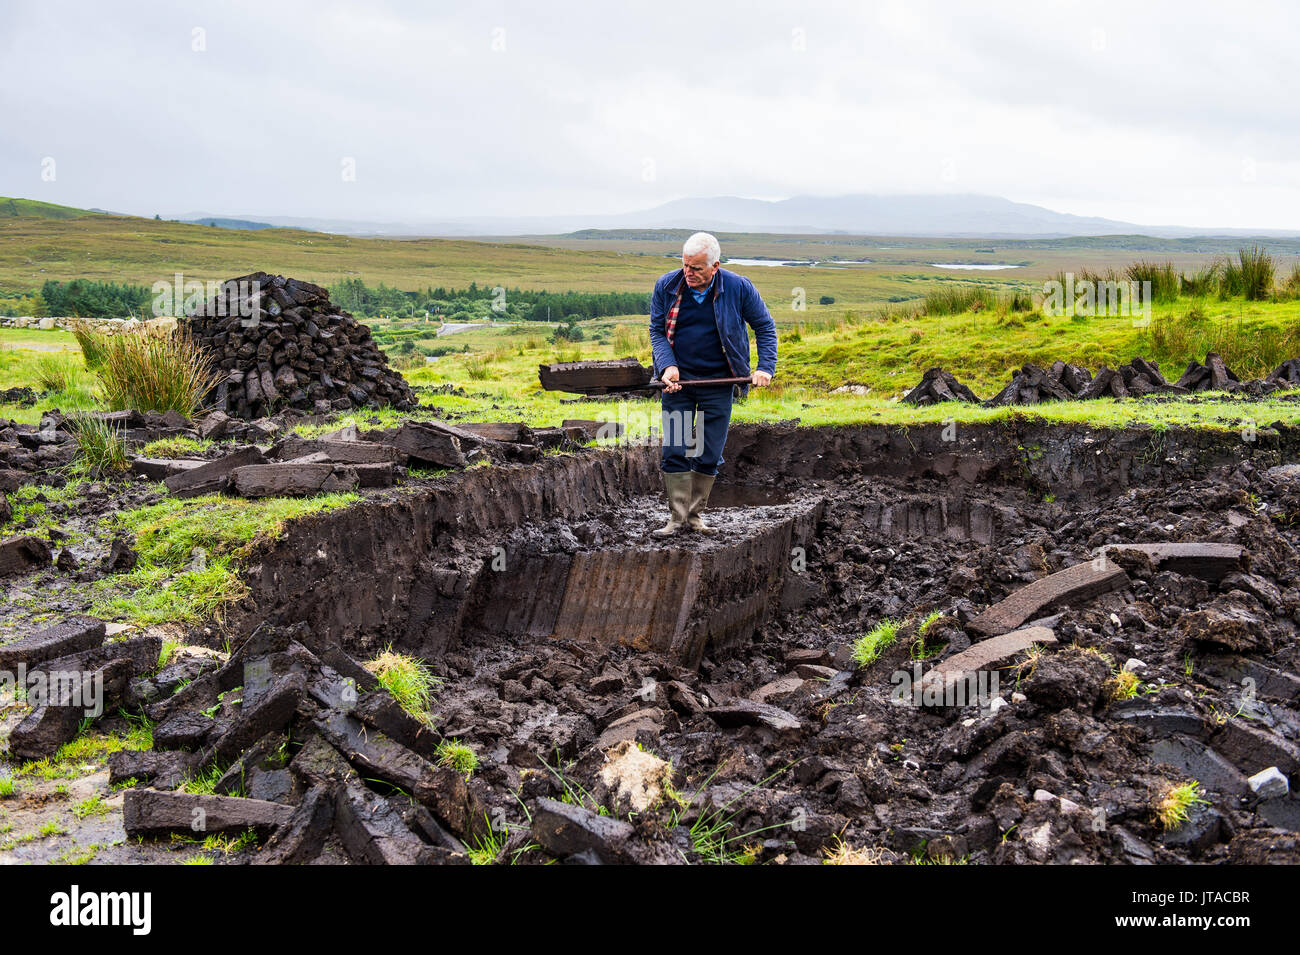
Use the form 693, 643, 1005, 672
329, 278, 650, 322
38, 280, 152, 317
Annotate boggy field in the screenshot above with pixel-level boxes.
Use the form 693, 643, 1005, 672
3, 418, 1298, 865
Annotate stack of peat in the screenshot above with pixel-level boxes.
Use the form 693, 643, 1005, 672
1173, 352, 1241, 393
901, 367, 981, 406
906, 352, 1300, 406
1271, 358, 1300, 387
984, 361, 1086, 406
187, 273, 418, 420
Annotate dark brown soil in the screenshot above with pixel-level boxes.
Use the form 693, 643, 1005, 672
4, 419, 1299, 864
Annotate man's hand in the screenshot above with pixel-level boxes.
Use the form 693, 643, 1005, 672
661, 365, 682, 393
751, 370, 772, 388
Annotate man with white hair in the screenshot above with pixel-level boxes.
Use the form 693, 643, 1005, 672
647, 231, 777, 537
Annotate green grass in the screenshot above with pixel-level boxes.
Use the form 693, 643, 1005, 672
852, 618, 901, 668
1105, 669, 1142, 703
33, 352, 84, 392
179, 763, 227, 797
139, 436, 210, 458
365, 647, 440, 722
67, 411, 128, 474
69, 319, 110, 369
96, 326, 215, 415
88, 491, 358, 626
16, 718, 154, 781
910, 610, 947, 660
1157, 781, 1209, 830
435, 740, 479, 778
0, 776, 15, 797
70, 794, 110, 819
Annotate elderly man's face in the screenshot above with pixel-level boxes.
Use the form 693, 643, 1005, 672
682, 250, 718, 288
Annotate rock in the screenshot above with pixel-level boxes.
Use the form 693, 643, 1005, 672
1249, 767, 1290, 800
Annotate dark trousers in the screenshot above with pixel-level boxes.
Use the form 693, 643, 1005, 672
660, 385, 733, 475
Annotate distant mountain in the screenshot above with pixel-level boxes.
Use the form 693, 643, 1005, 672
180, 217, 283, 231
168, 194, 1300, 239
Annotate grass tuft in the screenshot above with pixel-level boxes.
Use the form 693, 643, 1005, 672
366, 647, 440, 721
435, 739, 479, 778
67, 411, 128, 474
852, 618, 901, 668
96, 326, 215, 415
1157, 780, 1209, 830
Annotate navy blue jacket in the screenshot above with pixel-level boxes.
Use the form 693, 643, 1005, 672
648, 267, 778, 382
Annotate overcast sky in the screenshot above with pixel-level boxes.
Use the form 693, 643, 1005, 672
2, 0, 1297, 229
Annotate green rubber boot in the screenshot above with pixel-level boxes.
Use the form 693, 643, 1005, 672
652, 470, 693, 537
687, 471, 719, 534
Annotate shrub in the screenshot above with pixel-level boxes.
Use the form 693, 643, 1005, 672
96, 327, 215, 415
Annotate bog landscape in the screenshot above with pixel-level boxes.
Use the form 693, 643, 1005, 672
0, 196, 1297, 867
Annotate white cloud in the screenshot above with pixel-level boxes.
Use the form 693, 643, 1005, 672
0, 0, 1295, 228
